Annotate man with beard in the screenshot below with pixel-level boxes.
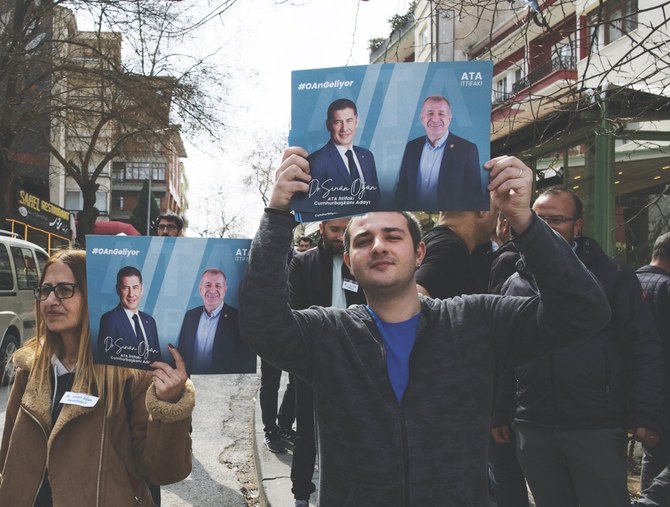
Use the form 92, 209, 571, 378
288, 218, 367, 505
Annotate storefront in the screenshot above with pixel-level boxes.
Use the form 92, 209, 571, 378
492, 86, 670, 267
2, 189, 72, 253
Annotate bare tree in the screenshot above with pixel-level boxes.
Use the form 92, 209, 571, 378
242, 131, 287, 207
0, 0, 231, 243
190, 185, 241, 238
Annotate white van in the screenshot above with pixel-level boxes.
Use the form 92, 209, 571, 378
0, 231, 49, 384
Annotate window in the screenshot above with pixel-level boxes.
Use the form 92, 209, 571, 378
0, 245, 12, 291
112, 161, 125, 181
554, 39, 575, 67
114, 161, 166, 182
65, 190, 108, 212
66, 190, 82, 211
112, 194, 125, 211
11, 247, 38, 290
493, 77, 509, 103
420, 27, 429, 48
96, 191, 108, 213
589, 0, 638, 48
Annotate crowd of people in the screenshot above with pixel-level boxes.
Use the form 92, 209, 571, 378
1, 147, 669, 507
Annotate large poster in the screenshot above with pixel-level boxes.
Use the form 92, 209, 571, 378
86, 236, 256, 374
289, 61, 493, 222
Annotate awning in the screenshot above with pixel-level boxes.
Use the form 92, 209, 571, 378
92, 220, 141, 236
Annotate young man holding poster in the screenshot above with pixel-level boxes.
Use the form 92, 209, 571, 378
240, 147, 610, 505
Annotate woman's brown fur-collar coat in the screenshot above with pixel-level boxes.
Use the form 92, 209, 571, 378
0, 346, 195, 506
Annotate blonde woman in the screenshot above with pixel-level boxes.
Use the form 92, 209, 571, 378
0, 249, 194, 506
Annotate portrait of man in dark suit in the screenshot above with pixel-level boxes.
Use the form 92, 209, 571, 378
177, 268, 256, 374
97, 266, 162, 367
307, 98, 380, 208
394, 95, 486, 211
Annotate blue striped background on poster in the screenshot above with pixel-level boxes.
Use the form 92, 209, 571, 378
289, 61, 492, 216
86, 235, 251, 366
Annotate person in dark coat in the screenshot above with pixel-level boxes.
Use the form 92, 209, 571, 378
634, 231, 670, 506
239, 149, 611, 505
492, 186, 664, 507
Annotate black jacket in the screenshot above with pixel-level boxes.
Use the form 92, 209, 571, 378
289, 241, 367, 309
636, 264, 670, 429
488, 241, 520, 295
240, 211, 610, 506
495, 236, 664, 432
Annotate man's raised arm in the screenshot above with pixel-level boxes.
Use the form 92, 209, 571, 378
239, 148, 314, 380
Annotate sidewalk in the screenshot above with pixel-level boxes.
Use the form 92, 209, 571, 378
252, 386, 319, 507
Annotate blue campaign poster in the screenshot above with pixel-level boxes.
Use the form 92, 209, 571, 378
86, 235, 256, 374
289, 61, 493, 221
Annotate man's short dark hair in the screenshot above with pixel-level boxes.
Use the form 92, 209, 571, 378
343, 212, 422, 253
538, 186, 584, 219
157, 213, 184, 230
652, 232, 670, 262
327, 99, 357, 122
298, 236, 313, 246
117, 266, 142, 286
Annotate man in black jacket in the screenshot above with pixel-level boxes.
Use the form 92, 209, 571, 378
492, 186, 664, 507
239, 149, 611, 505
635, 231, 670, 506
288, 217, 367, 506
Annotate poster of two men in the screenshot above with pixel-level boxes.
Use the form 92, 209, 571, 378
289, 60, 493, 222
87, 236, 256, 374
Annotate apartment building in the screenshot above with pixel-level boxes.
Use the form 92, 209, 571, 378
371, 0, 670, 263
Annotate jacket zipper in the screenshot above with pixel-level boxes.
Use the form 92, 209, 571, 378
96, 409, 107, 506
550, 356, 559, 427
377, 336, 410, 505
602, 348, 611, 405
22, 408, 48, 507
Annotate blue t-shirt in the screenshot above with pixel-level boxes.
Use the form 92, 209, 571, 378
367, 306, 420, 403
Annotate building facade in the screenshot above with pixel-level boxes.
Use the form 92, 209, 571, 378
371, 0, 670, 264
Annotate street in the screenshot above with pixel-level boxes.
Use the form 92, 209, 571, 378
0, 373, 261, 507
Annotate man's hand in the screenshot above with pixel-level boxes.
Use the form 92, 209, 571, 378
268, 147, 311, 212
485, 156, 534, 234
491, 425, 512, 444
150, 344, 188, 403
630, 427, 660, 448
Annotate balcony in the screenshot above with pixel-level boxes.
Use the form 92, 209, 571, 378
493, 90, 512, 105
512, 55, 577, 94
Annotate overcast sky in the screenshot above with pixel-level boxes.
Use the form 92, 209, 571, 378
183, 0, 410, 236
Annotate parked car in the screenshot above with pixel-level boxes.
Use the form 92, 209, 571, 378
0, 231, 49, 384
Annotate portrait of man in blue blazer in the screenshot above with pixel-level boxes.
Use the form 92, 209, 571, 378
394, 95, 486, 211
307, 98, 381, 208
97, 266, 162, 368
177, 268, 256, 374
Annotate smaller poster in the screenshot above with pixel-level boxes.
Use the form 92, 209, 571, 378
289, 61, 493, 222
86, 235, 256, 374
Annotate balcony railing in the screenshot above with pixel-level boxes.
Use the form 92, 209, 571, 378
492, 90, 512, 105
512, 55, 576, 94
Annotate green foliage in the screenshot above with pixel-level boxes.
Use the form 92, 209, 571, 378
388, 0, 417, 33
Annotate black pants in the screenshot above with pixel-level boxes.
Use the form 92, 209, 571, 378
259, 359, 295, 432
291, 377, 317, 500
